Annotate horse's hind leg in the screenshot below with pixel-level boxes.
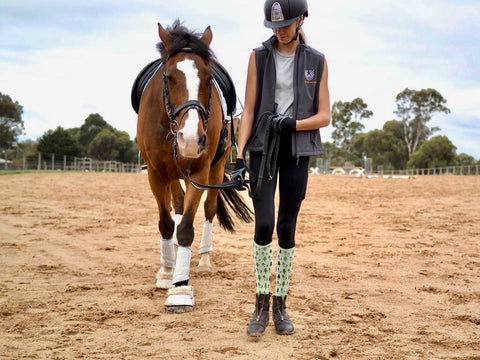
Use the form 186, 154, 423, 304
196, 161, 226, 274
196, 188, 218, 274
147, 169, 175, 289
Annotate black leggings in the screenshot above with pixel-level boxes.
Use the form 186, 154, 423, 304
249, 134, 310, 249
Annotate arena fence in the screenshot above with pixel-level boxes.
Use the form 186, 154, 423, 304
0, 152, 140, 173
311, 159, 479, 176
1, 152, 479, 176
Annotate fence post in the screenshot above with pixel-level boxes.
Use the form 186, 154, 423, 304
51, 153, 55, 170
37, 152, 41, 170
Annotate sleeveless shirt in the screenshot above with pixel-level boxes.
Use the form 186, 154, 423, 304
273, 48, 294, 117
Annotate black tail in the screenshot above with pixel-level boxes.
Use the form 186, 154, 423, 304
216, 175, 253, 232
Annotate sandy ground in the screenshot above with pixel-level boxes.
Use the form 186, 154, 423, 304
0, 172, 479, 360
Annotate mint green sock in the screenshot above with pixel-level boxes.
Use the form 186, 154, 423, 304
275, 247, 295, 298
253, 243, 273, 295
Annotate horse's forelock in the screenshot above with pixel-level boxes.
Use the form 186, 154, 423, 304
156, 19, 213, 62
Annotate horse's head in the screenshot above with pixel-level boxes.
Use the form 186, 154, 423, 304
158, 21, 214, 159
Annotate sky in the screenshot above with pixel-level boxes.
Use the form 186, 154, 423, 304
1, 0, 479, 159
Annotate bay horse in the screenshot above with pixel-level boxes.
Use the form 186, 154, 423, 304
136, 20, 251, 313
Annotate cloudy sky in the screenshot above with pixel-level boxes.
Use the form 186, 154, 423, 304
1, 0, 479, 158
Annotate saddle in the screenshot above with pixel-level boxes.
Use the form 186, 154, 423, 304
131, 58, 237, 117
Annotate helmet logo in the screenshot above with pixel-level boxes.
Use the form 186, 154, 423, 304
271, 2, 285, 22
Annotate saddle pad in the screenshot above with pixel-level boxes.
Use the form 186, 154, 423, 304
131, 58, 237, 116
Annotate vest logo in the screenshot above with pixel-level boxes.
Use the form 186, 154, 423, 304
271, 2, 285, 22
305, 69, 315, 81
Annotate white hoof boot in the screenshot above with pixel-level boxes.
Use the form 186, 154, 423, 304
155, 267, 174, 289
165, 285, 194, 313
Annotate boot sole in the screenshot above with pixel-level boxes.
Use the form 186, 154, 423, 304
275, 330, 294, 335
247, 331, 265, 338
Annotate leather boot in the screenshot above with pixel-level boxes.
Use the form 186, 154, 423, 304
272, 295, 294, 335
247, 293, 271, 337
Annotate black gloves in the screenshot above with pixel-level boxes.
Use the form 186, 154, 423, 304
231, 158, 247, 190
270, 114, 296, 133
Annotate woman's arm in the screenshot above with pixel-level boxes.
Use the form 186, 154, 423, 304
237, 51, 257, 160
295, 57, 331, 131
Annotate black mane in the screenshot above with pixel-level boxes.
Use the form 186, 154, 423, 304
157, 19, 213, 61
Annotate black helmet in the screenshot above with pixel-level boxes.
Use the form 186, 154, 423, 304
264, 0, 308, 29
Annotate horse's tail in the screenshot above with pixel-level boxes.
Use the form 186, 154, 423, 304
216, 175, 253, 232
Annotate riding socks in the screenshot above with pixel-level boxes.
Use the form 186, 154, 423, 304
253, 243, 273, 295
247, 134, 309, 335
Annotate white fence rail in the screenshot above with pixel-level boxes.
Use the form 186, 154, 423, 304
1, 153, 140, 173
310, 164, 480, 176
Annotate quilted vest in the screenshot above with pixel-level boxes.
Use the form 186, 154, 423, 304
246, 35, 325, 157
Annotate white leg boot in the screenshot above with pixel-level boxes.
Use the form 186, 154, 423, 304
156, 237, 176, 289
197, 221, 214, 274
165, 246, 194, 312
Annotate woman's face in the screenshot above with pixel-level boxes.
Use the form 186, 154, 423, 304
273, 21, 298, 44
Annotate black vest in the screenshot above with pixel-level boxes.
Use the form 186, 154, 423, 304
246, 35, 325, 157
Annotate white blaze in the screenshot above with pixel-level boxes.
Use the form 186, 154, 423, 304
177, 59, 200, 138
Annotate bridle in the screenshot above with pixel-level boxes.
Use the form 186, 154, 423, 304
162, 70, 212, 135
161, 50, 241, 191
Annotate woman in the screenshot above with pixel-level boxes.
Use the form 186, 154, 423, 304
233, 0, 331, 337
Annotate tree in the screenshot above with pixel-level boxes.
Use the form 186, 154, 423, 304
0, 92, 24, 151
407, 135, 456, 169
78, 113, 112, 151
394, 88, 450, 158
455, 153, 475, 166
382, 120, 410, 169
331, 98, 373, 161
113, 131, 137, 163
353, 130, 396, 171
37, 127, 82, 156
88, 129, 117, 161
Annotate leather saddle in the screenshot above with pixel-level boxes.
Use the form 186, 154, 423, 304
131, 58, 237, 117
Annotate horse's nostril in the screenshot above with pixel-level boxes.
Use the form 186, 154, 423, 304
198, 135, 206, 148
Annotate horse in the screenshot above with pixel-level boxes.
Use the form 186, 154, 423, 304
136, 20, 252, 313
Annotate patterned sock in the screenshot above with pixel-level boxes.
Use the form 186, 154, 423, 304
253, 242, 273, 295
275, 247, 295, 298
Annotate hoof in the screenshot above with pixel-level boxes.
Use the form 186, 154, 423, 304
165, 285, 194, 313
166, 305, 194, 314
196, 263, 213, 274
156, 267, 173, 289
196, 253, 213, 274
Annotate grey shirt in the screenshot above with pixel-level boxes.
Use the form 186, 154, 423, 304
273, 48, 295, 117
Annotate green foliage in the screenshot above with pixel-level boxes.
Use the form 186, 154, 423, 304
331, 98, 373, 161
37, 126, 82, 156
88, 128, 137, 162
79, 113, 113, 150
455, 153, 475, 166
407, 135, 456, 169
0, 92, 24, 151
394, 88, 450, 157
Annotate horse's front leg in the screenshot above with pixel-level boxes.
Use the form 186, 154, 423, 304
165, 175, 205, 313
147, 170, 176, 290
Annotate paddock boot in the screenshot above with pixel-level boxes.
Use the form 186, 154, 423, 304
272, 295, 294, 335
247, 293, 271, 337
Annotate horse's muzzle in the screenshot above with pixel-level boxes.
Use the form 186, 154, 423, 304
177, 131, 206, 159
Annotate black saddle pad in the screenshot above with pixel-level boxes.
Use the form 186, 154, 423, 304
131, 59, 237, 116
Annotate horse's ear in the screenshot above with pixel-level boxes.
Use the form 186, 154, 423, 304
158, 23, 171, 49
200, 26, 213, 47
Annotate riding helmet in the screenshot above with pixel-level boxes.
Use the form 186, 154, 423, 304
264, 0, 308, 29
